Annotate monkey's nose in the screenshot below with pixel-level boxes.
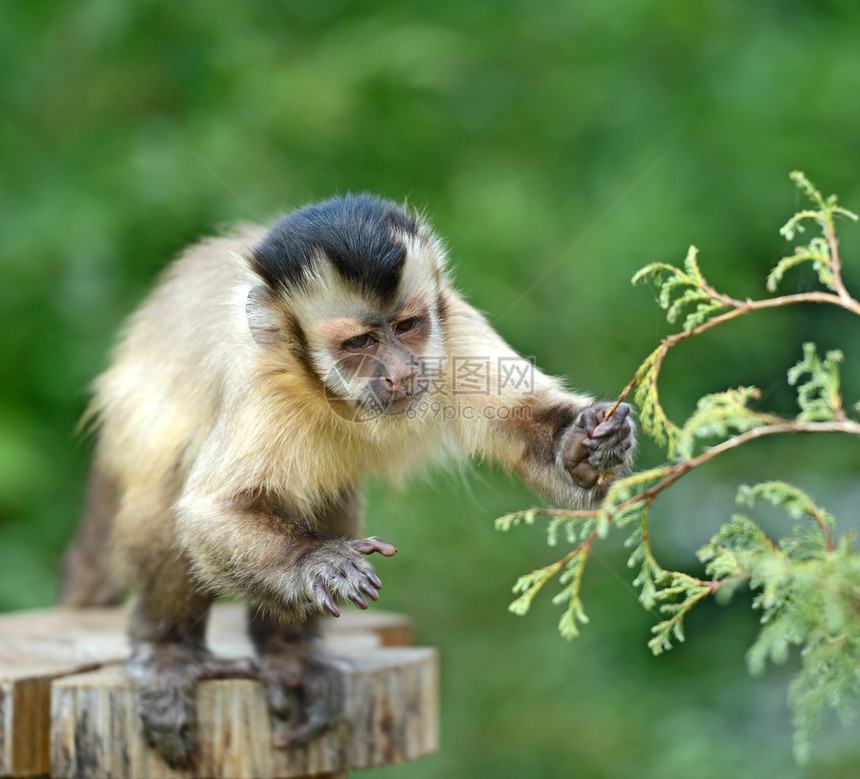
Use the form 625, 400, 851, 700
382, 371, 417, 393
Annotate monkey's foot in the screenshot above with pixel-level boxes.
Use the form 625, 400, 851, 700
127, 643, 258, 769
259, 645, 345, 748
562, 401, 636, 490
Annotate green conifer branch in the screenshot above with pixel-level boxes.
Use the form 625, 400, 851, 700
498, 172, 860, 757
648, 573, 713, 655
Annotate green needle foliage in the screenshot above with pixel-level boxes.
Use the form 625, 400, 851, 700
496, 172, 860, 761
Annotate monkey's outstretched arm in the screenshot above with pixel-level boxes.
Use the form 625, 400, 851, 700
175, 489, 396, 620
461, 381, 635, 507
442, 293, 636, 507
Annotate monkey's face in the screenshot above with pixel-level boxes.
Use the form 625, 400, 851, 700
245, 257, 448, 422
245, 194, 450, 421
314, 299, 437, 417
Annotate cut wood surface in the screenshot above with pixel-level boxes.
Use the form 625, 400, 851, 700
0, 606, 437, 778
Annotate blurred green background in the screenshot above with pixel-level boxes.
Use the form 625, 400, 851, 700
2, 1, 860, 776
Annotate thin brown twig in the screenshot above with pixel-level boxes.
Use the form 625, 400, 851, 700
823, 217, 854, 306
810, 505, 836, 554
576, 212, 860, 623
628, 418, 860, 507
603, 289, 860, 424
560, 529, 599, 567
514, 418, 860, 528
529, 419, 859, 603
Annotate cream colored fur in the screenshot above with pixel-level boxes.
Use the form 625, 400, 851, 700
86, 216, 595, 599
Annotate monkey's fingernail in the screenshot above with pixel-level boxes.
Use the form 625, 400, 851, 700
581, 410, 597, 433
591, 420, 617, 438
350, 593, 369, 609
359, 581, 380, 600
368, 571, 383, 589
582, 442, 600, 457
322, 595, 340, 617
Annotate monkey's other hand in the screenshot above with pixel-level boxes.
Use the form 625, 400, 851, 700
300, 536, 397, 618
260, 646, 345, 749
561, 402, 636, 490
127, 643, 257, 769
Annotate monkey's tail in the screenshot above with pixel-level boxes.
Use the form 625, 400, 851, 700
58, 458, 125, 607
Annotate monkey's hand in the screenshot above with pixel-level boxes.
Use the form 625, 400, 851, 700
297, 536, 397, 618
560, 402, 636, 490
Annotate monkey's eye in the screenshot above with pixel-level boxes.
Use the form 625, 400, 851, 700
393, 317, 419, 334
342, 333, 375, 350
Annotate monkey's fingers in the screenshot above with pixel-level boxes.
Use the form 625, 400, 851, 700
367, 569, 383, 589
313, 583, 341, 617
351, 537, 397, 557
586, 435, 634, 460
357, 578, 380, 601
349, 556, 384, 586
561, 426, 590, 469
343, 585, 369, 610
577, 408, 599, 437
337, 560, 388, 609
590, 403, 631, 439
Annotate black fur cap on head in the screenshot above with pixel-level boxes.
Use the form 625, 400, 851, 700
252, 193, 420, 304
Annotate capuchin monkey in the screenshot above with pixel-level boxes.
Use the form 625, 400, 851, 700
60, 194, 635, 768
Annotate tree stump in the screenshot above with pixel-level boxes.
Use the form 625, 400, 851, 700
0, 606, 437, 778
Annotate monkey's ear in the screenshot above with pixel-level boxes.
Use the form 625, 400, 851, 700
245, 285, 282, 347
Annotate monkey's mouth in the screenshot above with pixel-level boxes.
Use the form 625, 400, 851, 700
373, 380, 429, 416
379, 391, 424, 415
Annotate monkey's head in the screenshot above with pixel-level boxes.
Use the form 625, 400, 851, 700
245, 194, 449, 420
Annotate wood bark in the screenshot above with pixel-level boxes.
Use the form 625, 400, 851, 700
0, 606, 436, 778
